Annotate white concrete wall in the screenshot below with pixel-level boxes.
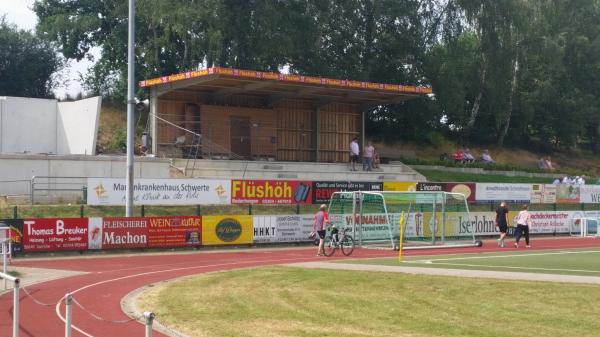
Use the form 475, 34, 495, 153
57, 97, 102, 155
0, 96, 101, 155
0, 97, 58, 154
0, 154, 171, 202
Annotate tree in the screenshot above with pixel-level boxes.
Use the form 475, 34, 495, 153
0, 17, 62, 98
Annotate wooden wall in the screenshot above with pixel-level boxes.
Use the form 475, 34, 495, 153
319, 103, 361, 162
275, 99, 315, 161
155, 91, 361, 162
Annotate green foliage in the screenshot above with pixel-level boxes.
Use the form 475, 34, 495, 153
28, 0, 600, 154
108, 125, 127, 151
0, 17, 62, 97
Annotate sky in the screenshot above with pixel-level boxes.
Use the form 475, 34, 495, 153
1, 0, 99, 98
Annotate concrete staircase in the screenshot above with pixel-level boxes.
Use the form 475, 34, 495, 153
170, 159, 425, 182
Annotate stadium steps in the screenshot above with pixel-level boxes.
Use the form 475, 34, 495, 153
170, 159, 425, 182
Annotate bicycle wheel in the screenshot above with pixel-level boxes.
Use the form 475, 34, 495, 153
324, 237, 337, 256
341, 235, 355, 256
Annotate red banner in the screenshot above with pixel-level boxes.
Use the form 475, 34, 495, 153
231, 180, 313, 204
445, 183, 476, 203
22, 218, 89, 252
90, 217, 149, 250
146, 216, 202, 248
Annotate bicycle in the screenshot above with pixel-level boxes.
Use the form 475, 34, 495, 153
323, 227, 355, 256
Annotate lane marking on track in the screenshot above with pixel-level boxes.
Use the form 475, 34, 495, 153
53, 255, 319, 337
413, 262, 600, 274
406, 249, 600, 263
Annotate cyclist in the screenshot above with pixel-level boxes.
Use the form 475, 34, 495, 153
312, 204, 329, 256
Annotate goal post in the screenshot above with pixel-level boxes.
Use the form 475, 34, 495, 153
328, 191, 479, 250
571, 217, 600, 237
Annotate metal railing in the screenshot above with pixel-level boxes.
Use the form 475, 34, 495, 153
30, 176, 87, 205
0, 179, 32, 204
0, 271, 19, 337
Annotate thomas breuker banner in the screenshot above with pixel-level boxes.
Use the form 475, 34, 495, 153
87, 178, 231, 205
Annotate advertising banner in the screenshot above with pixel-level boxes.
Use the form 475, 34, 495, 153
416, 182, 446, 192
556, 184, 580, 203
457, 211, 573, 235
275, 215, 314, 242
312, 181, 383, 204
578, 185, 600, 204
446, 183, 476, 203
231, 180, 312, 204
22, 218, 88, 252
87, 178, 231, 206
475, 183, 532, 203
0, 219, 24, 254
146, 216, 201, 248
383, 182, 417, 192
88, 217, 149, 250
530, 184, 557, 204
253, 216, 277, 243
202, 215, 253, 245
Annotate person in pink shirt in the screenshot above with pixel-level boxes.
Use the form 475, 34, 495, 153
312, 204, 330, 256
514, 204, 532, 248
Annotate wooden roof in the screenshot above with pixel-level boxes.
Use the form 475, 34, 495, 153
140, 67, 432, 104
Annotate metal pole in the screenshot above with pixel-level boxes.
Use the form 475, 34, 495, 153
125, 0, 136, 217
13, 279, 20, 337
64, 293, 72, 337
3, 241, 6, 289
144, 312, 155, 337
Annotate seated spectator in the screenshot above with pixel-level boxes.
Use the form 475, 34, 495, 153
576, 176, 585, 185
545, 156, 554, 170
462, 148, 475, 163
562, 176, 571, 184
373, 150, 381, 169
538, 157, 547, 169
480, 150, 495, 164
552, 178, 561, 185
453, 149, 464, 163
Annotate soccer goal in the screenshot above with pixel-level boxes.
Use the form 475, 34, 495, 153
570, 217, 600, 237
328, 191, 479, 250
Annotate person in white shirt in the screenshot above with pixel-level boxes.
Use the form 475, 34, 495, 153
349, 137, 360, 171
514, 204, 532, 248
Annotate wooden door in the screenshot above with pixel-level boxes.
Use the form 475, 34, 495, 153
230, 116, 251, 159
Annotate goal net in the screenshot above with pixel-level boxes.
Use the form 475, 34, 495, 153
328, 191, 478, 250
570, 217, 600, 237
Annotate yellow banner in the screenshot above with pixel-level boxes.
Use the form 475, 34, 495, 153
202, 215, 253, 245
383, 182, 417, 192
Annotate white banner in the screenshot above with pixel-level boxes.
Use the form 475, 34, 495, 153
87, 178, 231, 205
275, 215, 314, 242
476, 183, 532, 202
530, 184, 557, 204
461, 211, 579, 235
253, 216, 277, 243
579, 186, 600, 204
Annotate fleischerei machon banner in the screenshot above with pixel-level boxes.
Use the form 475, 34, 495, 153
87, 178, 231, 206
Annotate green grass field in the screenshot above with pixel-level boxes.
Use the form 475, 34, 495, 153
347, 248, 600, 276
138, 263, 600, 337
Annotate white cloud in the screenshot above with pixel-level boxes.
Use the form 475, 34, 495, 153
1, 0, 99, 99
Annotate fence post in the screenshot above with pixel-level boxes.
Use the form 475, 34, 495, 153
30, 176, 35, 205
13, 206, 17, 219
144, 312, 155, 337
196, 205, 201, 216
13, 278, 20, 337
79, 205, 84, 218
248, 204, 252, 215
296, 203, 300, 215
141, 205, 145, 217
64, 293, 72, 337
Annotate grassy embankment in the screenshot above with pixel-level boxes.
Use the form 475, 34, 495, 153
137, 266, 600, 337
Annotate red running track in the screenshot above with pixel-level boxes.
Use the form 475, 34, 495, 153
1, 237, 599, 337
